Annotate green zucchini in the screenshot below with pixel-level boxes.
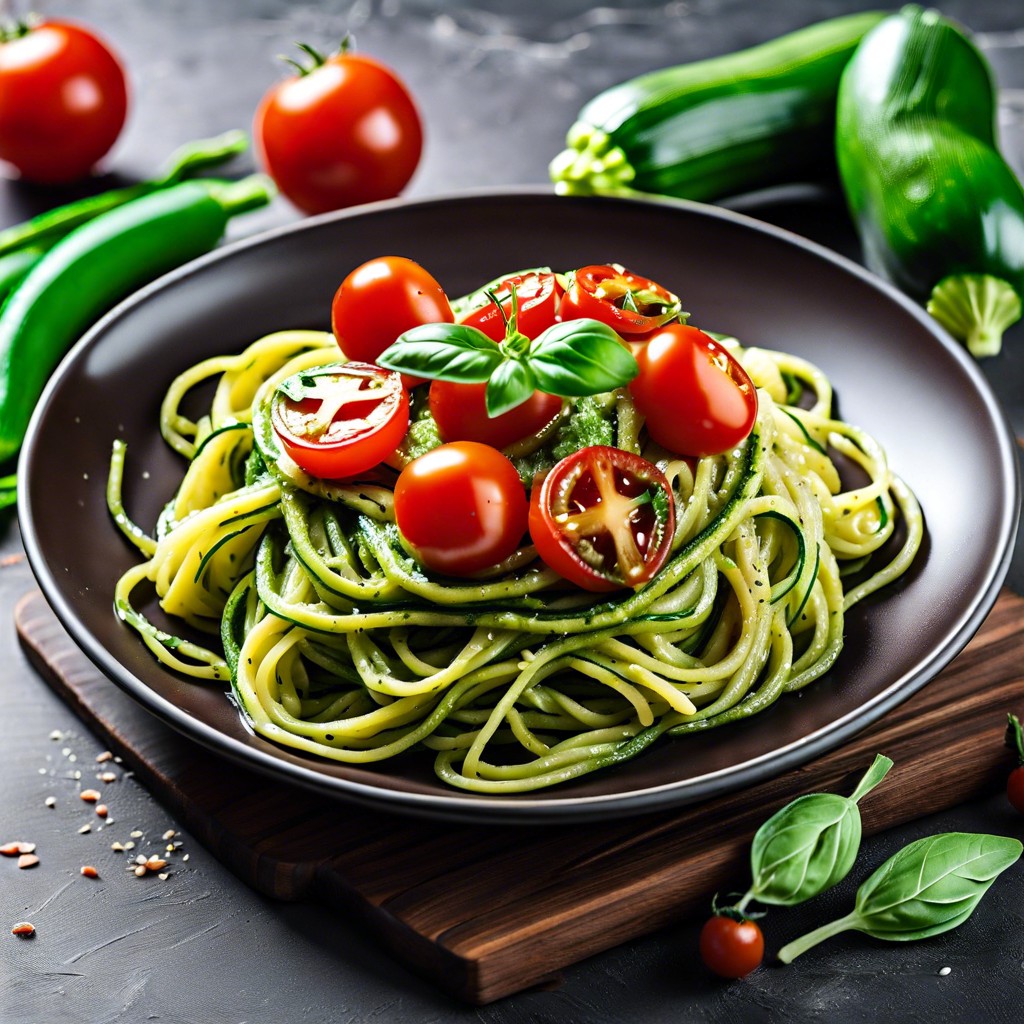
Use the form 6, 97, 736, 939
835, 6, 1024, 356
549, 11, 885, 201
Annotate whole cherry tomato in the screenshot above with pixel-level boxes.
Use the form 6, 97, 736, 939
429, 379, 563, 451
394, 441, 528, 576
699, 913, 765, 979
331, 256, 453, 386
630, 323, 758, 457
558, 264, 681, 337
254, 40, 422, 214
459, 271, 563, 341
529, 445, 675, 592
1007, 714, 1024, 813
0, 20, 128, 183
271, 362, 409, 479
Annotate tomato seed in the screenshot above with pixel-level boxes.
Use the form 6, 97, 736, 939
11, 922, 35, 937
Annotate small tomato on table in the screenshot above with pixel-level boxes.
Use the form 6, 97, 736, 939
254, 39, 422, 214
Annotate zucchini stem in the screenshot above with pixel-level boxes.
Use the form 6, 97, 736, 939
926, 273, 1022, 358
549, 125, 638, 196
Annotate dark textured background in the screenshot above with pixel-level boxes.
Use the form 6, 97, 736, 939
2, 2, 1023, 1021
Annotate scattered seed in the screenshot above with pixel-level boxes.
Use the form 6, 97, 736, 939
95, 805, 108, 819
67, 754, 77, 763
48, 730, 63, 741
182, 854, 190, 862
17, 854, 39, 869
939, 967, 952, 977
166, 845, 175, 853
162, 830, 176, 841
95, 751, 113, 763
1, 842, 34, 856
129, 830, 142, 838
44, 797, 56, 809
134, 854, 147, 865
110, 842, 124, 852
61, 747, 72, 757
77, 824, 92, 835
79, 789, 101, 803
134, 865, 147, 877
146, 858, 167, 872
158, 872, 170, 881
80, 865, 99, 879
11, 922, 35, 937
99, 771, 117, 783
123, 841, 135, 851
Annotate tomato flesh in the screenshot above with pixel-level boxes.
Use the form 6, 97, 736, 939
1008, 766, 1024, 814
331, 256, 453, 369
254, 51, 422, 214
394, 441, 528, 576
0, 21, 128, 183
630, 324, 758, 457
558, 264, 681, 337
459, 271, 563, 341
271, 362, 409, 479
699, 915, 764, 979
529, 445, 675, 592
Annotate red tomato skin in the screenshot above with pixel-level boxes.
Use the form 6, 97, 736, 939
558, 265, 678, 337
0, 21, 128, 183
331, 256, 453, 374
429, 379, 563, 450
699, 915, 764, 979
630, 324, 758, 458
1008, 766, 1024, 814
394, 442, 528, 576
529, 446, 675, 593
271, 363, 409, 479
254, 52, 422, 214
459, 272, 563, 341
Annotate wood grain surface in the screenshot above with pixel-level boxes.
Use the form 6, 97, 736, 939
15, 588, 1024, 1004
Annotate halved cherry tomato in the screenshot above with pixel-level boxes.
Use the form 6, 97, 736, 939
394, 441, 528, 576
529, 445, 675, 592
429, 379, 563, 451
331, 256, 453, 367
558, 265, 681, 337
629, 324, 758, 458
271, 362, 409, 479
459, 271, 563, 341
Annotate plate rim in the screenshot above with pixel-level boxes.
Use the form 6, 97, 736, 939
18, 187, 1022, 824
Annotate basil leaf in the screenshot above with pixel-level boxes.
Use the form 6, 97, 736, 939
777, 832, 1023, 963
485, 359, 536, 417
377, 323, 501, 382
529, 319, 639, 396
748, 754, 893, 907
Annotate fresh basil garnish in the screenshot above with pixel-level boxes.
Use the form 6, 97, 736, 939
777, 831, 1022, 963
745, 753, 893, 907
377, 285, 639, 416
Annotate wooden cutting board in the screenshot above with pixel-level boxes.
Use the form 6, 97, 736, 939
16, 588, 1024, 1004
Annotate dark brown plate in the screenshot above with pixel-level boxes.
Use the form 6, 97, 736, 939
19, 189, 1020, 823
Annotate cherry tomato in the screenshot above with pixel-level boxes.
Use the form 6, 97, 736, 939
331, 256, 453, 388
429, 378, 563, 451
558, 264, 681, 337
271, 362, 409, 479
630, 324, 758, 457
699, 914, 764, 979
254, 41, 422, 215
529, 445, 675, 592
0, 20, 128, 184
394, 442, 528, 576
459, 271, 563, 341
1008, 767, 1024, 814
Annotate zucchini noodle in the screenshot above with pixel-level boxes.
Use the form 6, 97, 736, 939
108, 326, 923, 793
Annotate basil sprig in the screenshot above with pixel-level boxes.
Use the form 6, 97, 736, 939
777, 832, 1023, 963
743, 754, 893, 908
377, 288, 638, 417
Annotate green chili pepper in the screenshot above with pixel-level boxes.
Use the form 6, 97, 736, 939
0, 130, 249, 260
836, 6, 1024, 356
0, 174, 274, 464
0, 246, 48, 305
